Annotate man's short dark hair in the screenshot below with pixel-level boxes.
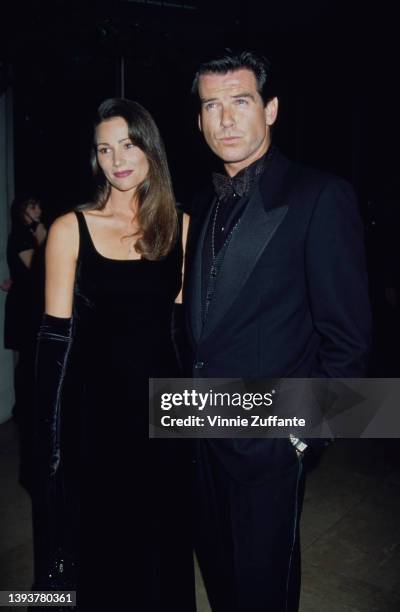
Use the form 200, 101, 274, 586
191, 49, 274, 106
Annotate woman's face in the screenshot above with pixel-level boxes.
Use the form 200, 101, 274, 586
23, 201, 42, 225
95, 117, 149, 193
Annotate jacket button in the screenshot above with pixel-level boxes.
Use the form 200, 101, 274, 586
194, 361, 204, 369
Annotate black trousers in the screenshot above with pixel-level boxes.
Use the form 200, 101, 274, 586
193, 440, 305, 612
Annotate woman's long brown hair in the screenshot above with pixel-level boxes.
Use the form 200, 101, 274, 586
81, 98, 178, 260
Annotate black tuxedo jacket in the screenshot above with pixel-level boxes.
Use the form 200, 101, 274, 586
183, 148, 371, 482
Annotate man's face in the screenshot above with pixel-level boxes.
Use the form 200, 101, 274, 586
198, 69, 278, 176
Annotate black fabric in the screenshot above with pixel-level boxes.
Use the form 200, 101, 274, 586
34, 314, 73, 478
4, 223, 45, 495
202, 216, 241, 326
207, 192, 247, 258
188, 155, 371, 468
32, 314, 75, 595
201, 192, 248, 320
194, 441, 305, 612
38, 313, 72, 337
183, 147, 371, 611
201, 185, 249, 323
211, 147, 271, 201
7, 224, 36, 274
210, 148, 274, 255
12, 345, 37, 493
171, 303, 190, 373
32, 211, 195, 611
201, 147, 275, 311
4, 224, 38, 349
185, 148, 371, 385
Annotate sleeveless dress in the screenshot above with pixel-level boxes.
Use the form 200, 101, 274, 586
60, 211, 195, 610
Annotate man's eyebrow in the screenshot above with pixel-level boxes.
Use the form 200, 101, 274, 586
200, 97, 218, 105
231, 92, 255, 100
200, 92, 256, 105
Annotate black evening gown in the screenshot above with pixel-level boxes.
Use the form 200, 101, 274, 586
53, 211, 195, 610
5, 224, 44, 494
4, 224, 38, 350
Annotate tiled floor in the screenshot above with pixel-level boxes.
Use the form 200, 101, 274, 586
1, 419, 400, 611
299, 440, 400, 611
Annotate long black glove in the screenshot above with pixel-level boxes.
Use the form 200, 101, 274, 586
34, 314, 73, 477
32, 314, 76, 594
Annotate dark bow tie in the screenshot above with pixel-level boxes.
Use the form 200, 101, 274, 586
212, 171, 249, 200
212, 150, 271, 201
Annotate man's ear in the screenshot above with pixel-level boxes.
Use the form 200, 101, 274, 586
198, 113, 202, 133
265, 97, 278, 127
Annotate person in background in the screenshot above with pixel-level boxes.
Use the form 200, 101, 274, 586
4, 195, 47, 494
0, 278, 13, 291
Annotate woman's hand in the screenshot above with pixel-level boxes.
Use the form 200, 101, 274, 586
0, 278, 13, 291
33, 222, 48, 246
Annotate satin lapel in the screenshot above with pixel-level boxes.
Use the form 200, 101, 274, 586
200, 183, 289, 341
185, 195, 216, 343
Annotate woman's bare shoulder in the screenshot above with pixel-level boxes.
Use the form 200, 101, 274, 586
50, 211, 78, 233
47, 212, 79, 255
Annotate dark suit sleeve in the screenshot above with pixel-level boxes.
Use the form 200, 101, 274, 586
305, 177, 372, 377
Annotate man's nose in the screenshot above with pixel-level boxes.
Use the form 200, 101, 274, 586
220, 106, 235, 128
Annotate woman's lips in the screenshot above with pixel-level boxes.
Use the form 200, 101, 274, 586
113, 170, 133, 178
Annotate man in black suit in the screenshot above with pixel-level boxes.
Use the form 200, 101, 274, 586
183, 50, 371, 611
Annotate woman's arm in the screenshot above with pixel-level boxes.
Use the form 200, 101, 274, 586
175, 212, 190, 305
34, 213, 79, 479
45, 213, 79, 316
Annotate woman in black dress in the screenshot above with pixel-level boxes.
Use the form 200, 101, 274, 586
33, 99, 194, 610
4, 196, 46, 352
4, 195, 46, 493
